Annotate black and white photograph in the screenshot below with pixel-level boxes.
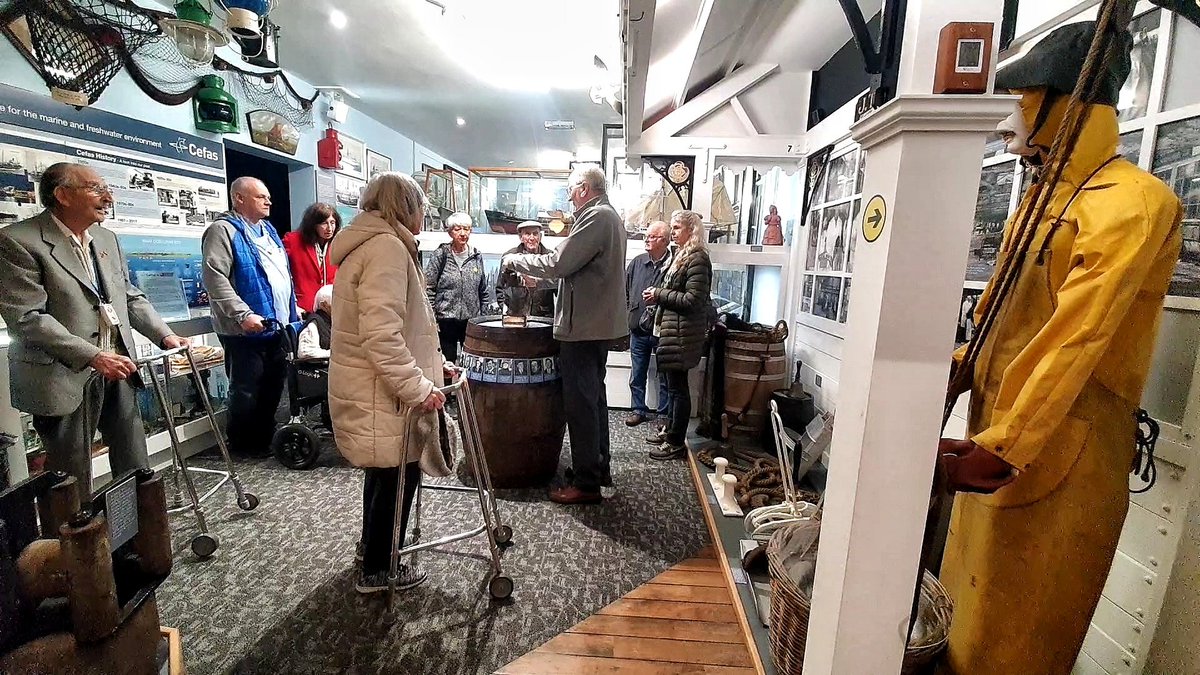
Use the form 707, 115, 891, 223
498, 358, 514, 384
813, 275, 841, 322
956, 288, 985, 346
801, 275, 814, 314
839, 279, 852, 324
367, 150, 391, 180
1153, 116, 1200, 296
482, 358, 497, 383
158, 188, 178, 206
337, 133, 367, 180
185, 212, 207, 227
529, 358, 543, 383
823, 149, 858, 203
178, 189, 196, 211
847, 200, 860, 274
128, 170, 155, 191
805, 208, 821, 271
542, 357, 556, 379
0, 148, 25, 175
815, 202, 850, 273
514, 359, 529, 384
967, 161, 1015, 283
1118, 10, 1160, 123
161, 210, 181, 225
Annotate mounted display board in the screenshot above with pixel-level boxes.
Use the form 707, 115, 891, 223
0, 84, 227, 231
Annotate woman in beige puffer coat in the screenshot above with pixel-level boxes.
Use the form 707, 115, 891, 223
328, 172, 452, 594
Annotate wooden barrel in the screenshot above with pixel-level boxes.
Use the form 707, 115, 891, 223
459, 315, 566, 488
723, 336, 787, 443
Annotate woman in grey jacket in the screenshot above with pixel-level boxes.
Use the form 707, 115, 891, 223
643, 210, 712, 460
424, 212, 493, 362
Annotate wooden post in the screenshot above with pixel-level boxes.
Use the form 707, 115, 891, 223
60, 512, 119, 643
132, 471, 173, 577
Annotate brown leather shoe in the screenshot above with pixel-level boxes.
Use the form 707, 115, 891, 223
549, 485, 603, 505
624, 412, 651, 427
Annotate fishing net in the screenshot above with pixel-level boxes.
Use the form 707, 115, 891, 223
0, 0, 315, 125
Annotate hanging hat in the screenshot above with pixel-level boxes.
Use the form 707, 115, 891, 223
995, 21, 1132, 106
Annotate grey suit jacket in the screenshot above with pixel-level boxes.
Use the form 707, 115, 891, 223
0, 211, 172, 416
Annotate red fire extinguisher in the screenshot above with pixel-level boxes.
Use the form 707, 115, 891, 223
317, 128, 342, 169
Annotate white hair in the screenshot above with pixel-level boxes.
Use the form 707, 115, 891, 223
668, 209, 708, 275
445, 211, 472, 230
568, 164, 606, 194
313, 284, 333, 313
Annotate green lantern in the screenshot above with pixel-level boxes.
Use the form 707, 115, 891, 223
194, 75, 239, 134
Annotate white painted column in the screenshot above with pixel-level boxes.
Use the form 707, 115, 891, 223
802, 2, 1011, 672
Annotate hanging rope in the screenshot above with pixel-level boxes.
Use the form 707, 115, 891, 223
942, 0, 1136, 428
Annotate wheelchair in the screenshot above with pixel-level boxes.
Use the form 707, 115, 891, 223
269, 320, 331, 470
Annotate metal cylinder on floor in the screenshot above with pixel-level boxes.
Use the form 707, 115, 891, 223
459, 315, 566, 488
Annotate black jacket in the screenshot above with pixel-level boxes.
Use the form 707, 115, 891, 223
654, 249, 712, 371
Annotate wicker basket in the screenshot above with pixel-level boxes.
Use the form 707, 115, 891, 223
766, 522, 953, 674
726, 319, 789, 345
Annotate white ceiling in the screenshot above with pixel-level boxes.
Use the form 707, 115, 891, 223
270, 0, 622, 169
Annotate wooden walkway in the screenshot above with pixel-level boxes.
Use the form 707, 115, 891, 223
497, 548, 757, 674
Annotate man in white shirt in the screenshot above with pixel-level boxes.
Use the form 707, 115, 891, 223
0, 162, 188, 503
201, 177, 298, 457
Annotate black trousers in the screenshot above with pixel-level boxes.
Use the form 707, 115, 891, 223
219, 333, 287, 455
361, 462, 421, 576
664, 369, 691, 445
559, 340, 611, 492
437, 318, 469, 363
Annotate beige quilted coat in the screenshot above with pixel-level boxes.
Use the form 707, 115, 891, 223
327, 210, 449, 475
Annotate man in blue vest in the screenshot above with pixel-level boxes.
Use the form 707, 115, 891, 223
201, 177, 298, 457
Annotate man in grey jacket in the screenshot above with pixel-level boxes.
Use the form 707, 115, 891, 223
502, 165, 628, 504
0, 163, 188, 503
201, 177, 298, 457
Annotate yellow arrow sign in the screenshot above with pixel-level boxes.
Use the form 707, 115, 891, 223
862, 194, 887, 242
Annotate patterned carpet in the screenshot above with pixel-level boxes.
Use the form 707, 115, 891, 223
154, 411, 709, 675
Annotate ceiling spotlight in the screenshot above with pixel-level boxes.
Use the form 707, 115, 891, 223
160, 0, 228, 67
456, 117, 466, 126
329, 9, 348, 29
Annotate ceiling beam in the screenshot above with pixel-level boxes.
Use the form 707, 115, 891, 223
634, 62, 779, 151
622, 0, 657, 150
721, 0, 785, 77
673, 0, 719, 110
729, 96, 758, 135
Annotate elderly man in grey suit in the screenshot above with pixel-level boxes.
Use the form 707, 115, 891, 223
502, 164, 628, 504
0, 162, 188, 503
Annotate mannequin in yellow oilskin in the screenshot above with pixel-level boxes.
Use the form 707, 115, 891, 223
935, 20, 1183, 675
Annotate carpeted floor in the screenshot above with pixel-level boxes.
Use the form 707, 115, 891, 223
154, 411, 709, 675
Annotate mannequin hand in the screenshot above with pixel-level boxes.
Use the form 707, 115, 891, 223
161, 335, 190, 350
241, 314, 265, 333
91, 351, 137, 381
419, 388, 446, 412
937, 439, 1017, 494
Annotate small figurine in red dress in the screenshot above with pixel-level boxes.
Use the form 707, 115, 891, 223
763, 204, 784, 245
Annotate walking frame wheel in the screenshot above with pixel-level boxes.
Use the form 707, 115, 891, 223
489, 575, 514, 600
493, 525, 513, 546
238, 493, 260, 511
192, 533, 219, 559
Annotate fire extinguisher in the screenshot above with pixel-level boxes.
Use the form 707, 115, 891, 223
317, 128, 342, 169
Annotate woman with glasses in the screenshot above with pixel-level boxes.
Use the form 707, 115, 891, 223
283, 202, 341, 317
423, 212, 492, 362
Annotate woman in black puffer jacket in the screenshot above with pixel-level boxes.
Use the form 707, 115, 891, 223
643, 210, 713, 460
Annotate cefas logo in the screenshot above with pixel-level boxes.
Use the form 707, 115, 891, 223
171, 137, 221, 164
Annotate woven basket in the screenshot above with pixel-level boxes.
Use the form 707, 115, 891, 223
767, 523, 953, 674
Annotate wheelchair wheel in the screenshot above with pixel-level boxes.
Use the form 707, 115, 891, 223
272, 423, 322, 470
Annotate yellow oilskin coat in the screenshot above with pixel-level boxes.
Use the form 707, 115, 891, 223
941, 97, 1182, 675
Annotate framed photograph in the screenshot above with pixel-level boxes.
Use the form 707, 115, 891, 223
367, 150, 391, 180
246, 109, 299, 156
337, 133, 366, 180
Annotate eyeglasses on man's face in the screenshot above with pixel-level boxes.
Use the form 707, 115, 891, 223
70, 181, 112, 197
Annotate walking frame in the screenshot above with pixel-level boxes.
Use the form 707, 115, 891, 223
137, 346, 258, 560
388, 370, 514, 609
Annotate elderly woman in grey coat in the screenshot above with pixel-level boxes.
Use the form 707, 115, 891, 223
642, 210, 712, 460
424, 211, 493, 362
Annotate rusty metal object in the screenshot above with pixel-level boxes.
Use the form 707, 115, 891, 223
131, 471, 172, 577
59, 513, 119, 644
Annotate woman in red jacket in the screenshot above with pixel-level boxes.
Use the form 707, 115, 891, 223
283, 203, 341, 316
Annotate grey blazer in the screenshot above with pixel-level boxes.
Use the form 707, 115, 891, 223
0, 211, 172, 416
